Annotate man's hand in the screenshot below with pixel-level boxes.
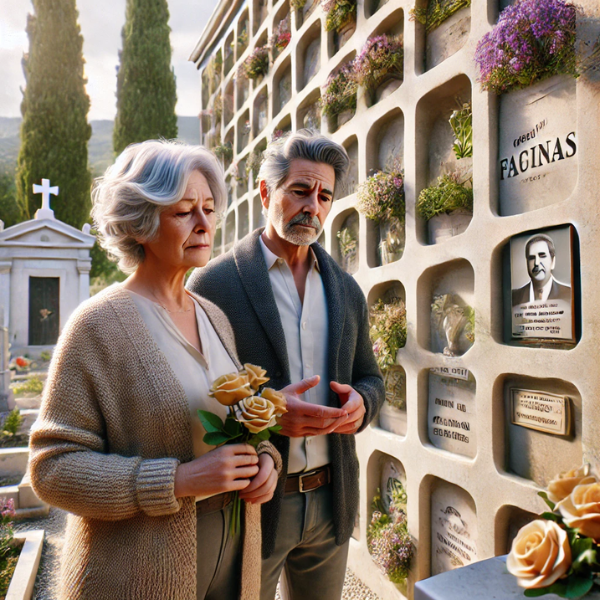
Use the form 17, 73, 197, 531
278, 376, 349, 437
329, 382, 366, 434
239, 453, 278, 504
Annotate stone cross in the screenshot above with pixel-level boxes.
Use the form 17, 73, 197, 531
33, 179, 59, 220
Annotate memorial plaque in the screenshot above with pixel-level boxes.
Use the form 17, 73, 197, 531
431, 480, 477, 576
499, 75, 577, 216
428, 370, 476, 458
511, 388, 570, 436
510, 225, 575, 344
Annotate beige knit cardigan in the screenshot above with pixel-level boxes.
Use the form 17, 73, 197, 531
29, 284, 279, 600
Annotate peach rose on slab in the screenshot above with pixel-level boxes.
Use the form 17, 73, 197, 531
260, 388, 287, 417
235, 396, 277, 433
547, 465, 597, 503
242, 363, 270, 390
558, 481, 600, 541
506, 519, 572, 589
209, 372, 253, 406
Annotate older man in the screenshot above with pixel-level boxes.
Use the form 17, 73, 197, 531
187, 130, 384, 600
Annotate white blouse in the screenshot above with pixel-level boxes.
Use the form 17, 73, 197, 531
126, 290, 238, 460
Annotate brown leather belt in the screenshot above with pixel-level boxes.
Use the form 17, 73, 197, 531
285, 465, 331, 494
196, 492, 233, 515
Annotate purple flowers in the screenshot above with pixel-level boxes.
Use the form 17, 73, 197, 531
321, 62, 357, 117
243, 46, 269, 80
354, 34, 404, 93
475, 0, 577, 94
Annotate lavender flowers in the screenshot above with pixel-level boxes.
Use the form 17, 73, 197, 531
354, 34, 404, 94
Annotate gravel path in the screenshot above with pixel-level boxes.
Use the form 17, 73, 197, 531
15, 507, 381, 600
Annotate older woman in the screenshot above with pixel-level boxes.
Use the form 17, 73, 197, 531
29, 141, 283, 600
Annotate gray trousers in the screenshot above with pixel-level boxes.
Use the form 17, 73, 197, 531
196, 502, 242, 600
260, 484, 350, 600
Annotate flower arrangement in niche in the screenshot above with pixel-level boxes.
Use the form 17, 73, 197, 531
243, 46, 270, 80
449, 101, 472, 159
336, 227, 358, 273
0, 498, 19, 596
321, 63, 358, 120
237, 28, 249, 51
213, 140, 233, 162
431, 293, 474, 356
368, 479, 413, 584
245, 147, 264, 180
199, 364, 287, 534
322, 0, 357, 33
416, 172, 473, 222
213, 93, 223, 124
369, 298, 407, 372
474, 0, 578, 95
290, 0, 307, 10
271, 18, 291, 54
507, 464, 600, 598
354, 35, 404, 97
410, 0, 471, 34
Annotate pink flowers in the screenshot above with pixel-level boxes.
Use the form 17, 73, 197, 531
243, 46, 269, 80
353, 34, 403, 93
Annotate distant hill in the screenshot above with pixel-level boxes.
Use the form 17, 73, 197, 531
0, 115, 200, 176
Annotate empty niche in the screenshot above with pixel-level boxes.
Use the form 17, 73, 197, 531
336, 136, 358, 199
416, 259, 475, 356
412, 0, 471, 72
224, 80, 235, 126
494, 374, 582, 489
273, 58, 293, 116
253, 0, 269, 35
332, 208, 359, 275
427, 368, 476, 458
225, 211, 236, 252
237, 111, 251, 153
273, 114, 292, 139
236, 72, 250, 111
272, 4, 291, 63
297, 22, 321, 90
365, 0, 389, 19
225, 174, 234, 207
212, 226, 223, 258
224, 129, 235, 170
428, 477, 478, 576
235, 157, 248, 198
224, 32, 235, 75
498, 75, 577, 217
415, 74, 473, 246
495, 505, 538, 556
237, 13, 249, 57
367, 107, 404, 172
238, 201, 250, 238
253, 89, 269, 136
252, 193, 266, 230
298, 90, 322, 131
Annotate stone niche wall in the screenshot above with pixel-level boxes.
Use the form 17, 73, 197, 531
196, 0, 600, 596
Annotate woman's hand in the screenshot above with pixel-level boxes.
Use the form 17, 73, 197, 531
174, 444, 259, 499
239, 453, 277, 504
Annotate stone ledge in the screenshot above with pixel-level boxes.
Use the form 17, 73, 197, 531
6, 529, 44, 600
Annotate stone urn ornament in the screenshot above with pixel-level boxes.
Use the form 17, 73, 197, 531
431, 294, 471, 356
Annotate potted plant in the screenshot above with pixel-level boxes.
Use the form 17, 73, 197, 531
357, 167, 405, 265
322, 0, 357, 35
416, 172, 473, 244
474, 0, 577, 95
410, 0, 471, 33
354, 34, 403, 104
243, 46, 270, 81
321, 62, 357, 129
449, 101, 472, 160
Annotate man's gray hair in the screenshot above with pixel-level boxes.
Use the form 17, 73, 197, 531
525, 233, 556, 259
91, 140, 226, 274
258, 129, 349, 198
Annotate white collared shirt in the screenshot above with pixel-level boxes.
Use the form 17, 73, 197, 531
259, 236, 330, 473
528, 276, 556, 302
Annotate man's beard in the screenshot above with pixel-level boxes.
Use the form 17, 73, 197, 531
268, 203, 322, 246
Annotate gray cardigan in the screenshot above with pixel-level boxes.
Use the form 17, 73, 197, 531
187, 228, 385, 558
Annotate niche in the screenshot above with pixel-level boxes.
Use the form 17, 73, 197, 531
298, 91, 322, 131
295, 0, 319, 29
224, 32, 235, 75
332, 209, 359, 275
224, 80, 235, 126
238, 201, 249, 238
366, 108, 404, 173
253, 0, 269, 35
336, 136, 358, 200
272, 4, 291, 63
236, 73, 250, 111
297, 21, 321, 91
213, 226, 223, 258
237, 111, 251, 153
495, 505, 538, 556
225, 211, 236, 252
273, 59, 293, 116
253, 193, 266, 230
253, 89, 269, 136
237, 12, 249, 57
235, 157, 248, 198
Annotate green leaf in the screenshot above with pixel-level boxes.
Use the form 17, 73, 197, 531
198, 410, 225, 433
524, 588, 555, 597
268, 425, 282, 434
538, 491, 556, 511
224, 417, 242, 437
565, 576, 593, 598
542, 511, 561, 523
255, 429, 271, 441
203, 432, 232, 446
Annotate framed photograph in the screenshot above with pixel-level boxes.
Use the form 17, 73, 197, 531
510, 225, 575, 344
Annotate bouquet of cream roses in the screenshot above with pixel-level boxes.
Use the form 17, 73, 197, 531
199, 363, 287, 534
507, 465, 600, 598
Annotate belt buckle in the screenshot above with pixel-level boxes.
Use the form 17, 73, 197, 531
298, 469, 318, 493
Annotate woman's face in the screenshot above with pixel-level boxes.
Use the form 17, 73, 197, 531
143, 170, 217, 271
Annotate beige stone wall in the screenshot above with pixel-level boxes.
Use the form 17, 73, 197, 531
193, 0, 600, 597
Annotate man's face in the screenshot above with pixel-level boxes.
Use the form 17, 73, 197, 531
263, 158, 335, 246
526, 240, 555, 287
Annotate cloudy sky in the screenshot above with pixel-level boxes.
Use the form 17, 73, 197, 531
0, 0, 219, 120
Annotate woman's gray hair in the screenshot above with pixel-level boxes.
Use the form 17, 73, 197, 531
257, 129, 349, 198
91, 140, 226, 273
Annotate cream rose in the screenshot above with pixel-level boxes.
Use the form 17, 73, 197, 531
242, 363, 270, 390
209, 372, 253, 406
547, 465, 597, 503
235, 396, 277, 434
558, 481, 600, 541
506, 519, 571, 589
260, 388, 287, 417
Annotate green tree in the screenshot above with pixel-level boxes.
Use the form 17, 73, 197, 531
16, 0, 92, 229
0, 171, 23, 228
113, 0, 178, 155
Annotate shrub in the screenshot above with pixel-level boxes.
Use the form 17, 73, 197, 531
2, 409, 22, 437
416, 172, 473, 221
10, 375, 44, 396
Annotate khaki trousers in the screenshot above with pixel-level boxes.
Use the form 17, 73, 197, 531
260, 483, 350, 600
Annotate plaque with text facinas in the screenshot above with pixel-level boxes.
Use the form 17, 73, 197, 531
510, 388, 570, 436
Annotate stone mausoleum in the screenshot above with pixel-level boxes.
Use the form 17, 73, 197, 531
190, 0, 600, 596
0, 180, 95, 358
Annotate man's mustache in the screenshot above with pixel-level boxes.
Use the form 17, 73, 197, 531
532, 265, 545, 274
286, 213, 321, 230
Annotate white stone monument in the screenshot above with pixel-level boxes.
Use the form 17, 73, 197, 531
0, 179, 95, 357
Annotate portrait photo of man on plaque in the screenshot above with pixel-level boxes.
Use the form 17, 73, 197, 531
510, 225, 575, 343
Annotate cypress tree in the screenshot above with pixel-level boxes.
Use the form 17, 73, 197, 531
16, 0, 92, 229
113, 0, 178, 155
